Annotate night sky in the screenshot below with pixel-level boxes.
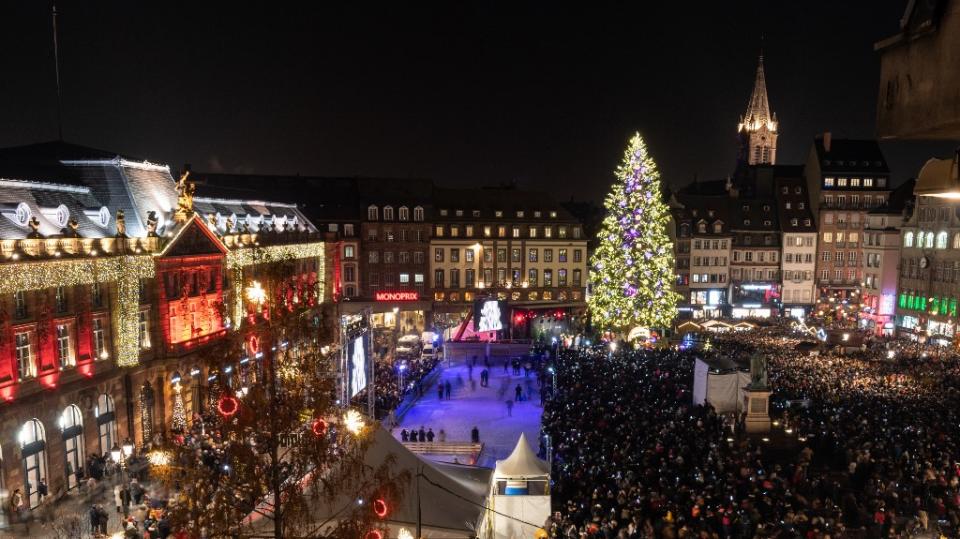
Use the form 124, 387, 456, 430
0, 2, 954, 202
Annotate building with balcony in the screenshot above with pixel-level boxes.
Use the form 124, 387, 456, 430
671, 196, 732, 319
896, 155, 960, 343
0, 142, 323, 510
806, 134, 892, 319
430, 188, 587, 339
860, 179, 915, 336
775, 170, 817, 317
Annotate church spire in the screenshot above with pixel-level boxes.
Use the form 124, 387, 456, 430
737, 53, 778, 166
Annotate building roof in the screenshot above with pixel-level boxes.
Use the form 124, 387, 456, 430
869, 177, 917, 215
432, 187, 577, 222
739, 56, 776, 133
774, 169, 817, 233
813, 136, 891, 174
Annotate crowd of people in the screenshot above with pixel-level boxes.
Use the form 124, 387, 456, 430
544, 326, 960, 538
355, 355, 442, 419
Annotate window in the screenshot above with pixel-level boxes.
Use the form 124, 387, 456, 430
398, 207, 409, 221
451, 249, 460, 263
344, 245, 355, 259
414, 273, 424, 285
465, 225, 474, 237
573, 227, 582, 238
435, 225, 444, 237
558, 226, 568, 238
399, 273, 410, 284
790, 218, 798, 226
344, 266, 356, 281
367, 206, 378, 220
57, 324, 73, 368
529, 248, 538, 262
559, 249, 568, 262
385, 229, 395, 242
497, 249, 507, 263
139, 311, 150, 349
369, 272, 380, 286
484, 249, 492, 263
344, 223, 355, 236
574, 249, 582, 263
55, 286, 67, 313
863, 178, 874, 188
434, 270, 445, 288
439, 209, 448, 217
511, 248, 521, 263
455, 210, 464, 217
413, 206, 424, 221
544, 227, 553, 238
414, 251, 425, 264
495, 211, 503, 218
558, 269, 568, 286
384, 272, 395, 286
544, 249, 553, 262
549, 211, 557, 218
367, 228, 377, 241
497, 268, 507, 285
450, 269, 460, 288
799, 202, 805, 210
93, 318, 107, 359
529, 226, 538, 238
465, 269, 475, 287
926, 232, 935, 248
483, 226, 492, 237
435, 248, 444, 262
384, 251, 395, 264
527, 269, 538, 287
533, 211, 541, 218
573, 269, 582, 286
465, 249, 474, 263
383, 206, 394, 220
512, 226, 521, 238
823, 232, 833, 243
544, 270, 553, 287
851, 178, 860, 187
837, 177, 848, 187
14, 290, 27, 318
937, 232, 948, 249
16, 331, 34, 379
369, 251, 379, 263
497, 226, 506, 237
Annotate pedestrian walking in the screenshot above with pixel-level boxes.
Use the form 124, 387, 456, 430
506, 399, 514, 416
114, 484, 124, 513
401, 429, 409, 442
426, 428, 435, 442
515, 384, 523, 401
418, 426, 426, 442
471, 426, 480, 443
444, 380, 452, 399
437, 383, 444, 401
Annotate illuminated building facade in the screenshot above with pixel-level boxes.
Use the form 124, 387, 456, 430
737, 55, 778, 167
0, 143, 322, 508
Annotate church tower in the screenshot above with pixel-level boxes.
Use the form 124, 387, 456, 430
737, 55, 778, 166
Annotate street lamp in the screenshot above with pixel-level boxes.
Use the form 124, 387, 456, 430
112, 439, 135, 491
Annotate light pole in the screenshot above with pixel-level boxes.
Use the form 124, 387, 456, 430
111, 438, 134, 509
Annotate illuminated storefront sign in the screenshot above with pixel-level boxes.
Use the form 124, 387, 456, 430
375, 291, 419, 302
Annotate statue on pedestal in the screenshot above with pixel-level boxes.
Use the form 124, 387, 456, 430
749, 351, 768, 390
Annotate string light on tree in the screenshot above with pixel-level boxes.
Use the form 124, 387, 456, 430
588, 132, 680, 331
171, 382, 187, 431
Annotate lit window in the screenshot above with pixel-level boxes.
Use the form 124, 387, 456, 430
93, 319, 107, 360
57, 324, 74, 368
837, 178, 848, 187
344, 245, 355, 259
16, 331, 34, 379
14, 290, 27, 318
549, 211, 557, 218
413, 207, 424, 221
435, 225, 444, 237
139, 310, 151, 350
383, 206, 394, 220
516, 211, 524, 218
399, 273, 410, 284
937, 231, 948, 249
824, 177, 834, 187
495, 211, 503, 218
367, 206, 378, 220
529, 227, 538, 238
483, 226, 492, 237
512, 226, 520, 238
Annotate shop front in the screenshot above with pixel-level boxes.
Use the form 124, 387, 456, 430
730, 283, 780, 319
688, 289, 727, 319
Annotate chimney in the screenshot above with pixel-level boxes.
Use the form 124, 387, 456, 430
823, 132, 832, 153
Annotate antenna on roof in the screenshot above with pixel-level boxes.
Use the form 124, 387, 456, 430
52, 2, 64, 141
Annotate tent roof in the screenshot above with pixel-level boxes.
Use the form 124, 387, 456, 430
494, 433, 549, 479
285, 427, 491, 537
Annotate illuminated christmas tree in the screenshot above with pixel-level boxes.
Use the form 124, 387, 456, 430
171, 382, 186, 432
588, 133, 680, 331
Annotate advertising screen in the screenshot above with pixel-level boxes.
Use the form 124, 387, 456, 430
475, 299, 506, 332
348, 336, 367, 397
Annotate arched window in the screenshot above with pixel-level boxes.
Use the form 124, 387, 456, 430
398, 206, 409, 221
60, 405, 84, 491
367, 206, 378, 221
383, 206, 394, 221
937, 232, 949, 249
95, 394, 118, 456
926, 232, 935, 249
19, 419, 47, 508
413, 206, 424, 222
904, 232, 914, 248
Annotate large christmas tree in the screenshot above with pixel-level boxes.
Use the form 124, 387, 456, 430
588, 133, 680, 331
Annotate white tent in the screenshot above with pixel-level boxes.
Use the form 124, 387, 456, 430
692, 357, 750, 414
294, 427, 492, 538
482, 434, 551, 539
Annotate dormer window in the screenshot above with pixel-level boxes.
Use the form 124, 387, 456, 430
713, 222, 722, 233
413, 206, 424, 221
764, 220, 772, 226
98, 206, 111, 228
54, 204, 70, 227
367, 206, 378, 220
455, 210, 463, 217
762, 205, 770, 212
549, 211, 557, 218
533, 211, 541, 218
516, 211, 524, 218
383, 206, 394, 220
14, 202, 32, 227
440, 209, 449, 216
398, 206, 409, 221
495, 211, 503, 218
707, 210, 715, 218
472, 210, 481, 217
742, 205, 749, 212
743, 219, 751, 226
697, 222, 707, 233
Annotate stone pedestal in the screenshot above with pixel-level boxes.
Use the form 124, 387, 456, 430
743, 387, 772, 433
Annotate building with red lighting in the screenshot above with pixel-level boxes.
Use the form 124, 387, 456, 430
0, 143, 324, 510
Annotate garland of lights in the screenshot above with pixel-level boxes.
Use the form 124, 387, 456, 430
217, 395, 239, 418
0, 255, 155, 367
225, 242, 326, 328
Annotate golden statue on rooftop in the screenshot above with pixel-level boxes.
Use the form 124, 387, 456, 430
174, 170, 196, 223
